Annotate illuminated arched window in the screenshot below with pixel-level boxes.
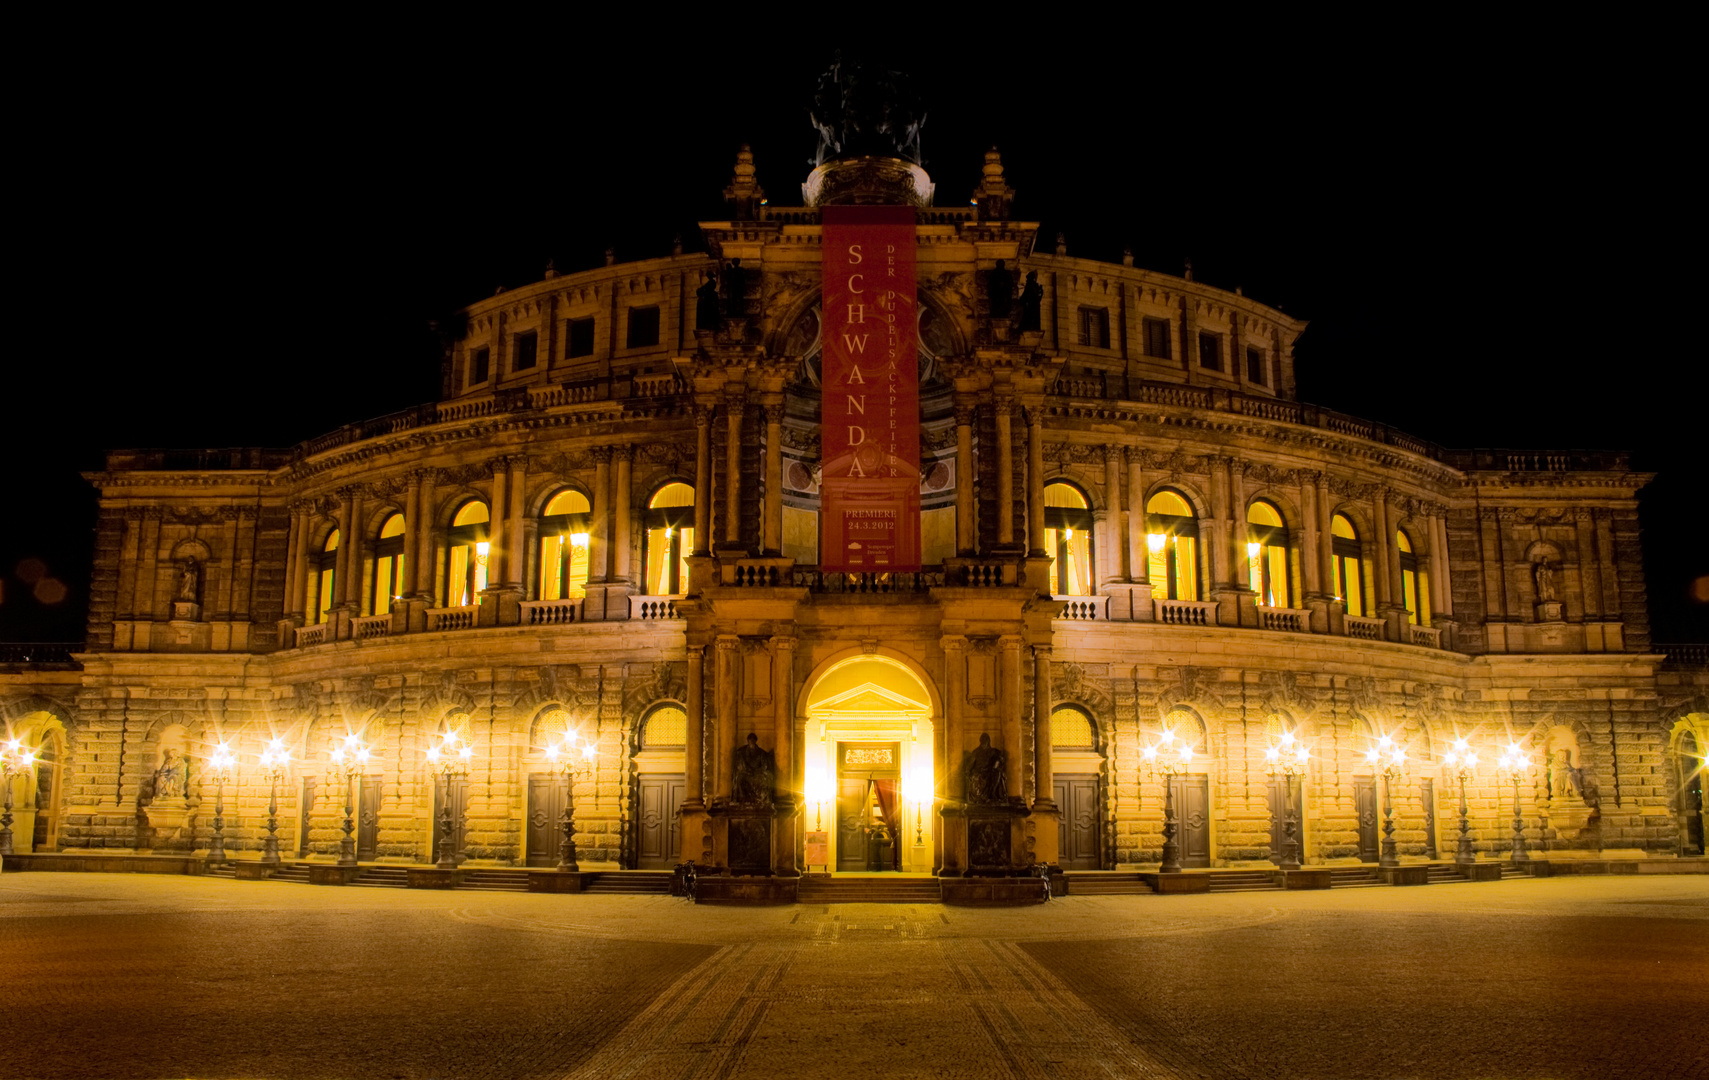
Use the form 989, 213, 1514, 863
1050, 706, 1096, 749
371, 514, 406, 616
539, 489, 591, 600
640, 704, 688, 749
1146, 490, 1200, 600
311, 529, 338, 625
1331, 514, 1366, 616
1246, 500, 1291, 608
644, 483, 695, 595
447, 501, 490, 607
1397, 528, 1424, 626
1044, 482, 1094, 596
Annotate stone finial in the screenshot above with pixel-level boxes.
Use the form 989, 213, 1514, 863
972, 146, 1015, 221
543, 259, 557, 279
723, 143, 766, 220
1122, 247, 1134, 267
1183, 257, 1194, 281
1055, 232, 1067, 256
672, 234, 684, 257
1235, 285, 1243, 296
605, 246, 616, 266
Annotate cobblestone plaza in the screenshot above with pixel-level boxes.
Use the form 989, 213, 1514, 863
3, 872, 1704, 1079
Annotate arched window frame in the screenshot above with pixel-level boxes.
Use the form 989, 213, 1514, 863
370, 512, 407, 616
642, 482, 695, 596
1048, 704, 1099, 751
1044, 481, 1095, 597
310, 528, 339, 625
446, 500, 490, 608
638, 702, 689, 751
537, 488, 592, 601
1330, 512, 1367, 617
1146, 489, 1202, 601
1246, 499, 1291, 608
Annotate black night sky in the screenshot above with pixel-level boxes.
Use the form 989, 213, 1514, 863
5, 33, 1703, 643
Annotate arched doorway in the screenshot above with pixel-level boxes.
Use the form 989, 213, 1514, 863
802, 656, 935, 874
1676, 725, 1706, 857
1049, 705, 1104, 869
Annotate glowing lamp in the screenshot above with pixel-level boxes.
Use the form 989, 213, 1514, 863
1147, 533, 1166, 553
1247, 541, 1262, 558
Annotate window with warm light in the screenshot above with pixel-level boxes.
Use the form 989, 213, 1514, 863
1050, 706, 1096, 749
371, 514, 406, 616
640, 704, 687, 749
310, 529, 338, 624
1397, 528, 1425, 626
1246, 500, 1290, 608
644, 483, 694, 595
447, 501, 489, 607
1044, 481, 1094, 596
1331, 513, 1366, 616
538, 489, 591, 600
1146, 489, 1200, 600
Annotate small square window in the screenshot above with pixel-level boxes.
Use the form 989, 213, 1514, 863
471, 347, 491, 385
1077, 306, 1110, 349
1246, 346, 1266, 385
1142, 317, 1172, 360
567, 318, 595, 358
1198, 331, 1222, 371
626, 306, 660, 349
513, 331, 538, 371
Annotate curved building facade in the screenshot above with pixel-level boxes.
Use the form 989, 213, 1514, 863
4, 145, 1706, 889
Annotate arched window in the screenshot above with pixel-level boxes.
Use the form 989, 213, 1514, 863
1397, 528, 1424, 626
1044, 482, 1094, 596
1146, 490, 1200, 600
371, 514, 406, 616
644, 483, 695, 595
447, 501, 490, 607
1246, 500, 1291, 608
1331, 514, 1366, 616
310, 529, 338, 625
640, 704, 687, 749
539, 489, 591, 601
1050, 706, 1097, 749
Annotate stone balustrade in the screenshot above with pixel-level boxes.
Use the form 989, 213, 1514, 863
1257, 605, 1311, 634
425, 606, 477, 632
1156, 599, 1218, 626
1345, 615, 1386, 641
352, 614, 392, 640
520, 599, 581, 626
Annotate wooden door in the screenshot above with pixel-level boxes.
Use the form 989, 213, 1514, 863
637, 775, 685, 868
836, 777, 870, 871
1169, 775, 1211, 868
526, 776, 564, 867
1266, 776, 1304, 865
298, 777, 316, 858
432, 777, 469, 862
30, 756, 56, 851
357, 777, 381, 861
1354, 776, 1379, 862
1419, 778, 1437, 859
1053, 775, 1101, 869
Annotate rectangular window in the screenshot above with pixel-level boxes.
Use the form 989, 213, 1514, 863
1246, 346, 1265, 385
626, 306, 661, 348
1198, 332, 1222, 371
1077, 306, 1110, 348
1142, 316, 1172, 359
471, 347, 491, 385
566, 318, 595, 358
513, 331, 538, 371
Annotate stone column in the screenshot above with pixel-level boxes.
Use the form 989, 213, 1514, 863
940, 635, 967, 876
724, 390, 745, 547
1300, 472, 1328, 634
995, 390, 1015, 545
684, 645, 706, 807
1227, 460, 1247, 590
1371, 489, 1394, 610
487, 465, 509, 588
1032, 646, 1055, 809
1428, 510, 1450, 617
1105, 447, 1128, 582
762, 402, 783, 555
217, 507, 240, 619
1026, 406, 1046, 556
612, 446, 632, 584
506, 456, 527, 588
954, 400, 975, 555
1128, 450, 1148, 585
402, 473, 422, 594
999, 635, 1024, 799
773, 635, 797, 876
1316, 473, 1335, 599
693, 406, 712, 555
715, 636, 739, 800
1205, 459, 1230, 591
589, 447, 611, 583
286, 504, 310, 617
413, 469, 438, 601
335, 489, 358, 607
1573, 509, 1598, 619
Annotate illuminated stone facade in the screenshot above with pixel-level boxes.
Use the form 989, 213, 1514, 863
4, 146, 1706, 882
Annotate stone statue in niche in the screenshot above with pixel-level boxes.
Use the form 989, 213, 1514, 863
177, 559, 201, 603
153, 748, 188, 801
966, 732, 1007, 804
1533, 560, 1558, 603
985, 259, 1014, 320
1018, 271, 1043, 332
695, 270, 721, 332
1566, 758, 1602, 818
808, 52, 927, 166
730, 733, 775, 807
723, 259, 747, 319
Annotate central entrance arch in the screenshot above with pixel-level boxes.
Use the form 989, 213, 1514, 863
801, 654, 936, 874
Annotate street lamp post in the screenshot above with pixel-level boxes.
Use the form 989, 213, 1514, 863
1, 738, 39, 857
425, 731, 473, 870
206, 744, 235, 865
543, 732, 597, 873
1142, 731, 1195, 874
1497, 744, 1533, 865
1366, 736, 1407, 869
1264, 733, 1310, 871
1443, 738, 1479, 865
329, 734, 371, 868
258, 739, 291, 867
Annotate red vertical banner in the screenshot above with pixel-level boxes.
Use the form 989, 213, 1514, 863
820, 205, 919, 572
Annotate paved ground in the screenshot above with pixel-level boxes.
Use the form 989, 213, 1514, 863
1, 872, 1704, 1080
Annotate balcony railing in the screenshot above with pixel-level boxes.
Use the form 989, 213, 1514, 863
630, 596, 682, 619
425, 606, 477, 632
295, 623, 329, 647
1256, 605, 1310, 634
521, 599, 581, 626
1409, 624, 1443, 649
0, 642, 82, 667
1155, 599, 1218, 626
793, 570, 944, 594
1055, 596, 1108, 621
352, 614, 392, 640
1345, 615, 1386, 642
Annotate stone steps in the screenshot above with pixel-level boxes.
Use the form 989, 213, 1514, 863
350, 867, 409, 888
1062, 873, 1152, 895
797, 878, 942, 904
583, 871, 674, 894
1205, 871, 1281, 893
460, 869, 531, 892
1330, 867, 1385, 888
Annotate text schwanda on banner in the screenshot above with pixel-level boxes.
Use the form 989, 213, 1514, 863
820, 205, 919, 572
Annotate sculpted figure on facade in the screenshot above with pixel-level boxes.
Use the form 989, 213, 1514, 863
966, 732, 1007, 804
1534, 560, 1559, 603
177, 559, 200, 604
1019, 271, 1043, 332
152, 748, 188, 802
730, 733, 775, 807
695, 270, 720, 332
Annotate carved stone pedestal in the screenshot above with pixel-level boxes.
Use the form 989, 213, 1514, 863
1456, 862, 1503, 881
233, 862, 275, 881
940, 876, 1046, 906
308, 865, 363, 885
1380, 865, 1430, 886
528, 871, 588, 893
405, 867, 462, 889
